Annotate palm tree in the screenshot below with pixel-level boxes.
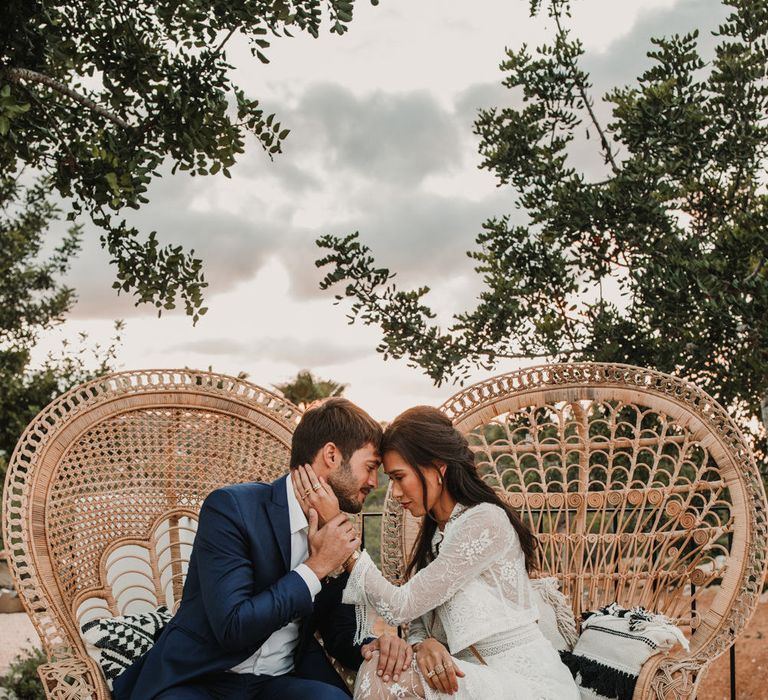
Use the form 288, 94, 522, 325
274, 370, 347, 410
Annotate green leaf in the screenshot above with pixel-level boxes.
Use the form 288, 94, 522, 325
104, 172, 119, 193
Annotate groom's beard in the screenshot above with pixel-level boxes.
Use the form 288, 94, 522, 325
328, 459, 365, 513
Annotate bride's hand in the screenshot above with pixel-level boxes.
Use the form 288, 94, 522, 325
414, 638, 464, 695
292, 464, 340, 526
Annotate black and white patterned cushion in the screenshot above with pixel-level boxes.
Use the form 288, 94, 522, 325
560, 603, 689, 700
80, 606, 171, 688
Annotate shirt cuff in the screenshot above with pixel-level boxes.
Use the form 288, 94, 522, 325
294, 563, 322, 599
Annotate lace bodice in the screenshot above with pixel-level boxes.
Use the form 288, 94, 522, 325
343, 503, 538, 653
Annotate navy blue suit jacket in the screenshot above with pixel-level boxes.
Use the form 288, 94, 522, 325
113, 476, 364, 699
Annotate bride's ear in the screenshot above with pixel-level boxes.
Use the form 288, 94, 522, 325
434, 460, 447, 482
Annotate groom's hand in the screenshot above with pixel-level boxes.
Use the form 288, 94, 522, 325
361, 633, 412, 683
305, 510, 359, 580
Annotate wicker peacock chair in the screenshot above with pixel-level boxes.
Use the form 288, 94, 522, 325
380, 363, 768, 700
1, 369, 310, 699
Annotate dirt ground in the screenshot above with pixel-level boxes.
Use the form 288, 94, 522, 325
696, 598, 768, 700
0, 612, 40, 674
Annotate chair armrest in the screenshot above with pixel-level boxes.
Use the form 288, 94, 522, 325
37, 656, 107, 700
633, 651, 703, 700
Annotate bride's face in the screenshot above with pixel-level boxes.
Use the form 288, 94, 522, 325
383, 449, 440, 517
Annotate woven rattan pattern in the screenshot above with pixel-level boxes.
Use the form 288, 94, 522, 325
48, 407, 289, 602
380, 363, 767, 700
469, 400, 730, 624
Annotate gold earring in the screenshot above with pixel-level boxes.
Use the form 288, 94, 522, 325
438, 475, 443, 485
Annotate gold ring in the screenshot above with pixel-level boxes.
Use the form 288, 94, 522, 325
312, 483, 321, 490
303, 489, 311, 497
434, 664, 446, 675
426, 669, 436, 679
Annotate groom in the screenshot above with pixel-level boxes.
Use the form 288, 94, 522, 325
113, 397, 409, 699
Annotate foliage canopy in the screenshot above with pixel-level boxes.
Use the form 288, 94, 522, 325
1, 0, 372, 320
317, 0, 768, 456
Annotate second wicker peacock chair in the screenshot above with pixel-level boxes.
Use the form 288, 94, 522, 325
380, 363, 768, 700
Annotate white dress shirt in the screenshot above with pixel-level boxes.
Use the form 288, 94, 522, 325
229, 478, 322, 675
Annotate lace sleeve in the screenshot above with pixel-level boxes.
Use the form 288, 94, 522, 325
343, 504, 512, 643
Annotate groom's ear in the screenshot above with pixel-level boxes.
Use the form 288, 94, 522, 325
318, 441, 341, 472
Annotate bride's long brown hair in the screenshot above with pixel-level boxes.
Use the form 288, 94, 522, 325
382, 406, 538, 578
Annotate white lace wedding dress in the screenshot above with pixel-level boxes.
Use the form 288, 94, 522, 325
343, 502, 580, 700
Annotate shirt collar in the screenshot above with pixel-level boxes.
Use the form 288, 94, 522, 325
286, 475, 309, 534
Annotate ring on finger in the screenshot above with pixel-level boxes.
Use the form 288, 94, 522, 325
426, 669, 436, 679
312, 483, 321, 490
434, 663, 446, 675
303, 489, 311, 497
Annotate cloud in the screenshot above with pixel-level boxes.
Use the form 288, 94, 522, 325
170, 336, 371, 367
65, 210, 288, 319
62, 0, 729, 322
585, 0, 727, 90
61, 162, 308, 319
286, 184, 518, 300
289, 83, 464, 185
61, 82, 509, 318
453, 81, 523, 130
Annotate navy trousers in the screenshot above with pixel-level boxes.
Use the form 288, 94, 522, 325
154, 672, 351, 699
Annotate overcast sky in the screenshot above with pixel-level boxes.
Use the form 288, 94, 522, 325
35, 0, 726, 421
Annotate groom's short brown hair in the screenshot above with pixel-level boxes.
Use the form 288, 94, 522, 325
290, 397, 382, 469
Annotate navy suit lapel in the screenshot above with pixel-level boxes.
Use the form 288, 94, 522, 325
266, 475, 292, 571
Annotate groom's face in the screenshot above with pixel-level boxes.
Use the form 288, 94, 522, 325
326, 442, 380, 513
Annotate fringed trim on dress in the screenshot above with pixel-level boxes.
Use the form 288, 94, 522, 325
341, 550, 378, 645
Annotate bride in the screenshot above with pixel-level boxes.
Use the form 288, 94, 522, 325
300, 405, 579, 699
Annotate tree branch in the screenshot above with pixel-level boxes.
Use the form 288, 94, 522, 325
212, 27, 238, 61
554, 300, 580, 356
4, 67, 132, 129
23, 87, 81, 173
552, 9, 620, 175
746, 255, 766, 282
138, 25, 238, 138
